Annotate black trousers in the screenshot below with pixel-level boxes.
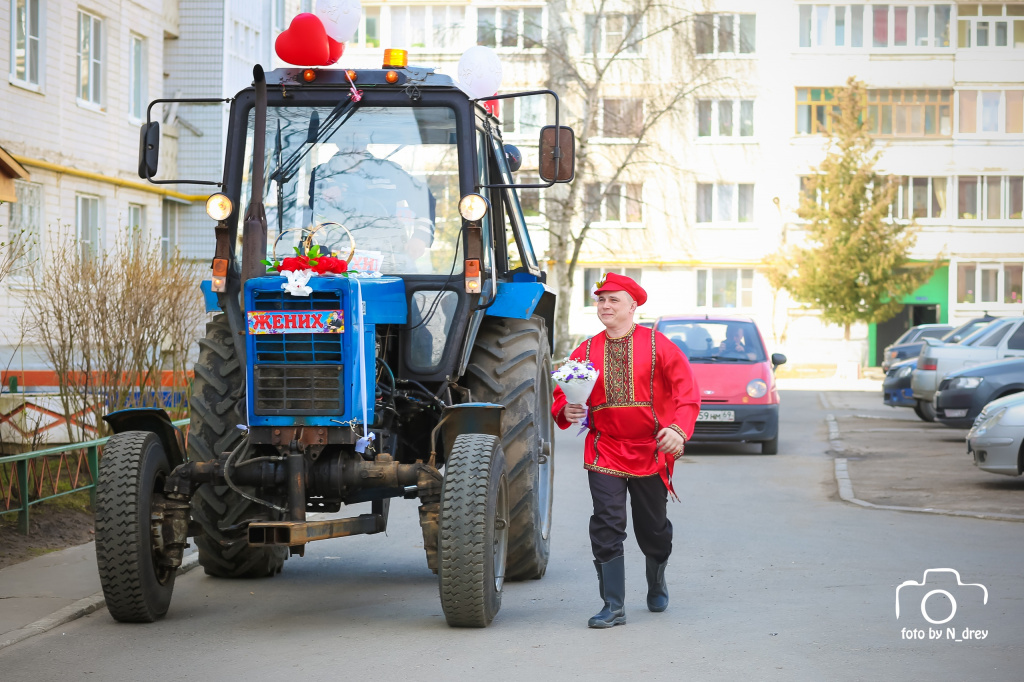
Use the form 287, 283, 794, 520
588, 471, 672, 564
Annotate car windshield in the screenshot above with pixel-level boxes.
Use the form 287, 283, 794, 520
240, 105, 462, 275
657, 320, 767, 362
943, 320, 991, 343
919, 327, 951, 339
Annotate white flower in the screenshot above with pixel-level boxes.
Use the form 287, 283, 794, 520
282, 269, 314, 297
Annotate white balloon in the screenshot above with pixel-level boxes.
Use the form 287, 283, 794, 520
315, 0, 361, 43
457, 46, 503, 100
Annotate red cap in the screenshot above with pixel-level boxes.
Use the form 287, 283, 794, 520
592, 272, 647, 306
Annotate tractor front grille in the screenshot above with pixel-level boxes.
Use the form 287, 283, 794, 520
251, 289, 344, 363
253, 364, 345, 415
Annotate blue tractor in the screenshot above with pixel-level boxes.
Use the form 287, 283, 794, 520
93, 59, 575, 627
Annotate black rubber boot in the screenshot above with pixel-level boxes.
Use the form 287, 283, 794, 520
588, 556, 626, 628
646, 556, 669, 612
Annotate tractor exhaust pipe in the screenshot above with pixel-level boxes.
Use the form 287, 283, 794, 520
241, 64, 268, 284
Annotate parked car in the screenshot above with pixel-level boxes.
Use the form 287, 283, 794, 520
881, 324, 953, 371
910, 317, 1018, 420
653, 315, 785, 454
933, 358, 1024, 428
967, 392, 1024, 476
882, 357, 918, 410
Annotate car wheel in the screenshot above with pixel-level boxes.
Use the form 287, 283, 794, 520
915, 400, 936, 423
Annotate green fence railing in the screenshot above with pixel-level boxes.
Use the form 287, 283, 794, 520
0, 419, 188, 535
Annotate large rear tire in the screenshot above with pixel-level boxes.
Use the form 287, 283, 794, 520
189, 314, 286, 578
465, 316, 554, 580
95, 431, 176, 622
438, 434, 509, 628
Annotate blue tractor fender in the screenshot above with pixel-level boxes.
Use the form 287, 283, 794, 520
103, 408, 188, 468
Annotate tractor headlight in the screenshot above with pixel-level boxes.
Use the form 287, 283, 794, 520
206, 193, 233, 221
746, 379, 768, 398
459, 193, 489, 221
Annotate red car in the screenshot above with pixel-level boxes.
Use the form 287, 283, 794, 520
653, 315, 786, 454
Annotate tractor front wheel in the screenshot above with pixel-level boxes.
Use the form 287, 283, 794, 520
95, 431, 176, 622
438, 434, 509, 628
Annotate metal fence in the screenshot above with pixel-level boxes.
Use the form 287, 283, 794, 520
0, 419, 189, 534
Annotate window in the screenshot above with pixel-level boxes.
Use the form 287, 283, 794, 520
353, 6, 381, 47
891, 177, 948, 219
958, 90, 1024, 134
390, 5, 466, 49
127, 203, 145, 233
11, 0, 42, 86
519, 174, 541, 218
77, 10, 102, 105
129, 34, 145, 120
601, 98, 643, 138
957, 262, 1024, 304
957, 176, 1024, 220
799, 4, 951, 49
583, 183, 643, 226
795, 88, 838, 134
584, 267, 642, 307
584, 13, 642, 55
696, 183, 754, 223
478, 7, 542, 49
161, 200, 179, 262
696, 268, 754, 308
697, 99, 754, 138
500, 95, 545, 137
958, 3, 1024, 48
7, 180, 43, 276
76, 194, 100, 260
272, 0, 287, 33
867, 89, 952, 137
696, 13, 755, 54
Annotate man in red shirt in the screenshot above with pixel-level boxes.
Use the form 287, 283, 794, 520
553, 273, 700, 628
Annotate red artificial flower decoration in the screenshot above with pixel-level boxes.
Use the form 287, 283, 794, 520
313, 256, 348, 275
279, 255, 313, 272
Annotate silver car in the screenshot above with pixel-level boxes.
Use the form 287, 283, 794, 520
967, 392, 1024, 476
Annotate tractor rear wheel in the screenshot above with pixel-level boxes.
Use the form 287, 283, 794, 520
465, 315, 554, 580
438, 434, 509, 627
95, 431, 176, 622
189, 314, 286, 578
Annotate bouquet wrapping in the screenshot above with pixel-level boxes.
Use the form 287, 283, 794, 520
551, 360, 599, 427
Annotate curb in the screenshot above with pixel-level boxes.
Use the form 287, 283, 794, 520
0, 551, 200, 652
828, 413, 1024, 523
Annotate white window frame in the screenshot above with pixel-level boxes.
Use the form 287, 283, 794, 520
76, 193, 101, 260
696, 182, 755, 224
583, 182, 645, 228
956, 89, 1024, 136
957, 175, 1024, 221
476, 6, 544, 51
128, 33, 146, 122
890, 176, 950, 220
798, 4, 953, 51
695, 268, 755, 309
955, 260, 1024, 306
388, 5, 467, 51
7, 179, 44, 278
162, 200, 179, 263
696, 99, 755, 139
583, 266, 643, 307
957, 4, 1024, 49
696, 13, 756, 56
10, 0, 44, 89
500, 94, 546, 137
583, 12, 644, 56
127, 203, 145, 234
352, 6, 381, 48
600, 97, 644, 139
76, 9, 103, 107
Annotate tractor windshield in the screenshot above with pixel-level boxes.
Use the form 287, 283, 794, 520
241, 105, 462, 275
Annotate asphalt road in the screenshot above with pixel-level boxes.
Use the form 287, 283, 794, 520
2, 390, 1023, 680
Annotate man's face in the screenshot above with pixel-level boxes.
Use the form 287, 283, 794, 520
596, 290, 636, 330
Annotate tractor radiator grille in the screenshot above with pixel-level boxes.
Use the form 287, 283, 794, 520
252, 290, 344, 363
253, 365, 345, 415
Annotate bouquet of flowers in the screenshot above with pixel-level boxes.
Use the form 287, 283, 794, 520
552, 360, 600, 426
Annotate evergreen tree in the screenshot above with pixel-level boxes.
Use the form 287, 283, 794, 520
771, 77, 935, 341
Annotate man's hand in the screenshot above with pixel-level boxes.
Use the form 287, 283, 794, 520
656, 427, 685, 457
563, 403, 586, 423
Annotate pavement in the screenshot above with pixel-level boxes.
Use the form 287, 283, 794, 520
1, 379, 1020, 655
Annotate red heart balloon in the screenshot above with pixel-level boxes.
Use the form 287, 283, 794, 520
326, 38, 344, 65
275, 13, 329, 66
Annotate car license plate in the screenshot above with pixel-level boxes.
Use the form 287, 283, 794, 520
698, 410, 734, 422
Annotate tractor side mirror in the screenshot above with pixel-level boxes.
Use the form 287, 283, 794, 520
138, 122, 160, 179
771, 353, 788, 368
539, 125, 575, 183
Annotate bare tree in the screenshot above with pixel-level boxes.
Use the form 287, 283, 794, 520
540, 0, 724, 355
